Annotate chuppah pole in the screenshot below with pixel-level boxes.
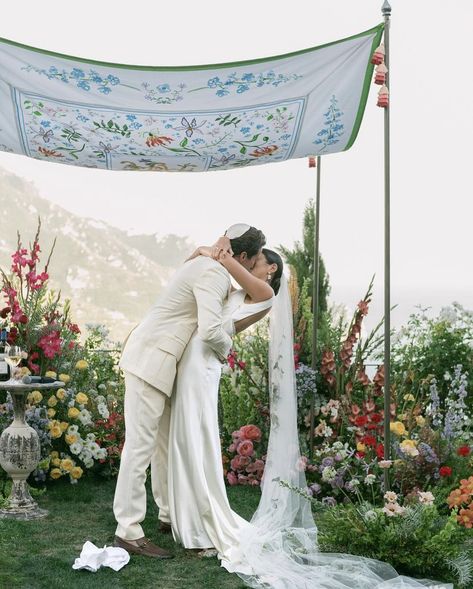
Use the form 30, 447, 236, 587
309, 156, 321, 461
382, 0, 392, 490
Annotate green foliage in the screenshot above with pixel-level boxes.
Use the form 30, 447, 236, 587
316, 502, 473, 587
388, 303, 473, 408
220, 321, 270, 446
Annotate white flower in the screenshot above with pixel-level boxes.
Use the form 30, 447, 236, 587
70, 442, 83, 455
83, 458, 94, 469
67, 425, 79, 435
95, 395, 106, 404
321, 466, 337, 482
384, 491, 398, 503
86, 433, 96, 443
98, 383, 107, 390
79, 408, 93, 427
418, 491, 435, 505
96, 448, 107, 460
363, 510, 378, 522
324, 426, 333, 438
378, 460, 393, 469
364, 474, 376, 485
382, 502, 398, 517
349, 478, 360, 488
97, 403, 109, 419
332, 441, 344, 451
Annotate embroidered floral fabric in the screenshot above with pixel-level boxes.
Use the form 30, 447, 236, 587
0, 25, 382, 172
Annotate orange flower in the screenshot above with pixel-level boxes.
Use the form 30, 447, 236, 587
250, 145, 278, 158
460, 476, 473, 494
447, 488, 470, 508
457, 507, 473, 528
38, 147, 63, 157
146, 134, 173, 148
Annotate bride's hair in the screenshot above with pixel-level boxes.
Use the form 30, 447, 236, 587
262, 249, 283, 295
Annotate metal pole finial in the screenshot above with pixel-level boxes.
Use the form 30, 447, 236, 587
382, 0, 392, 17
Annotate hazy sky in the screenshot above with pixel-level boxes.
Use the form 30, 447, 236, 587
1, 0, 472, 329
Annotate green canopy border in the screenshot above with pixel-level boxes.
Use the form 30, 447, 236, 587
344, 23, 385, 151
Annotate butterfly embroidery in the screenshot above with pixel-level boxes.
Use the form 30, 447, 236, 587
34, 127, 54, 143
175, 117, 206, 138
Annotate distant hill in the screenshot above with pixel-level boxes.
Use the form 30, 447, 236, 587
0, 167, 193, 342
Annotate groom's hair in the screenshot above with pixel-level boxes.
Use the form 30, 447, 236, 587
230, 227, 266, 259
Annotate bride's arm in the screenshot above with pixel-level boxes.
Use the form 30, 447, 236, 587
218, 251, 273, 303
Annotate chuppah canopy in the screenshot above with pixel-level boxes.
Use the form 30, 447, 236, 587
0, 24, 383, 172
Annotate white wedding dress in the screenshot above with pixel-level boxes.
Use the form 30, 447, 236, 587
168, 283, 452, 589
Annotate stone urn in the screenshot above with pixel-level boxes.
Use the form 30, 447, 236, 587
0, 381, 64, 520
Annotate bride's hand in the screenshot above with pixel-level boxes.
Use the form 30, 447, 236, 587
211, 236, 233, 259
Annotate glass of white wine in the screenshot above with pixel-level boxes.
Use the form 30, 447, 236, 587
5, 346, 24, 381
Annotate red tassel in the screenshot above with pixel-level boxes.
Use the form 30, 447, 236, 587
377, 85, 389, 108
371, 43, 385, 65
308, 156, 316, 168
374, 63, 388, 85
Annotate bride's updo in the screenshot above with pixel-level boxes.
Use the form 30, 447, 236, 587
262, 249, 283, 295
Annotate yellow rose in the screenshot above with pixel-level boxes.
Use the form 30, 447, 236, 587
19, 366, 31, 377
65, 433, 78, 445
59, 373, 71, 384
47, 408, 56, 418
60, 421, 69, 432
50, 425, 62, 439
71, 466, 83, 480
68, 407, 80, 419
56, 388, 66, 400
403, 393, 415, 402
50, 468, 62, 479
390, 421, 406, 436
51, 458, 61, 467
397, 414, 407, 421
400, 439, 418, 450
356, 442, 367, 452
75, 360, 88, 371
75, 392, 88, 405
47, 396, 58, 408
28, 390, 43, 404
45, 371, 57, 379
50, 451, 59, 459
416, 416, 426, 427
60, 458, 74, 472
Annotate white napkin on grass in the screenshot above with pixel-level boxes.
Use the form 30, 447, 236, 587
73, 541, 130, 572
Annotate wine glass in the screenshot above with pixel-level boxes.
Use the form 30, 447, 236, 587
5, 346, 24, 381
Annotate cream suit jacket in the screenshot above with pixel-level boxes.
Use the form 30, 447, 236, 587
119, 256, 233, 396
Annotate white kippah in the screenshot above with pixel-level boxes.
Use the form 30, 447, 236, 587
225, 223, 251, 239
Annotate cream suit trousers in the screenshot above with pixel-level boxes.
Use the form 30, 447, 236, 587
113, 371, 171, 540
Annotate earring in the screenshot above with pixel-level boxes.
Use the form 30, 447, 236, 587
267, 273, 272, 282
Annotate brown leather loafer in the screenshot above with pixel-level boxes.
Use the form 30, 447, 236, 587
159, 521, 172, 534
114, 535, 174, 559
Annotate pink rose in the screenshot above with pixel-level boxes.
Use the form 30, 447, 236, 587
237, 440, 254, 457
246, 459, 265, 475
231, 455, 251, 471
239, 425, 262, 442
237, 474, 249, 485
227, 443, 237, 453
226, 471, 238, 486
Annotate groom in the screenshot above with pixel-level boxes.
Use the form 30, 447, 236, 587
113, 224, 266, 558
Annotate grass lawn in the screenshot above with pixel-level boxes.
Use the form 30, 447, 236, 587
0, 477, 261, 589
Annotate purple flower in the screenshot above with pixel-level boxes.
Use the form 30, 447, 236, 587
309, 483, 321, 495
321, 457, 334, 468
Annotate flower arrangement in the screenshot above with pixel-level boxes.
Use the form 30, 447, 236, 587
0, 220, 80, 374
223, 424, 265, 487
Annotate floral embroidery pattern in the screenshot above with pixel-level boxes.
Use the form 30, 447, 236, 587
21, 65, 139, 94
191, 70, 303, 98
21, 64, 303, 102
15, 90, 304, 172
313, 95, 345, 152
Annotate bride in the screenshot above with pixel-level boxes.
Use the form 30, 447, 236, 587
167, 226, 451, 589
